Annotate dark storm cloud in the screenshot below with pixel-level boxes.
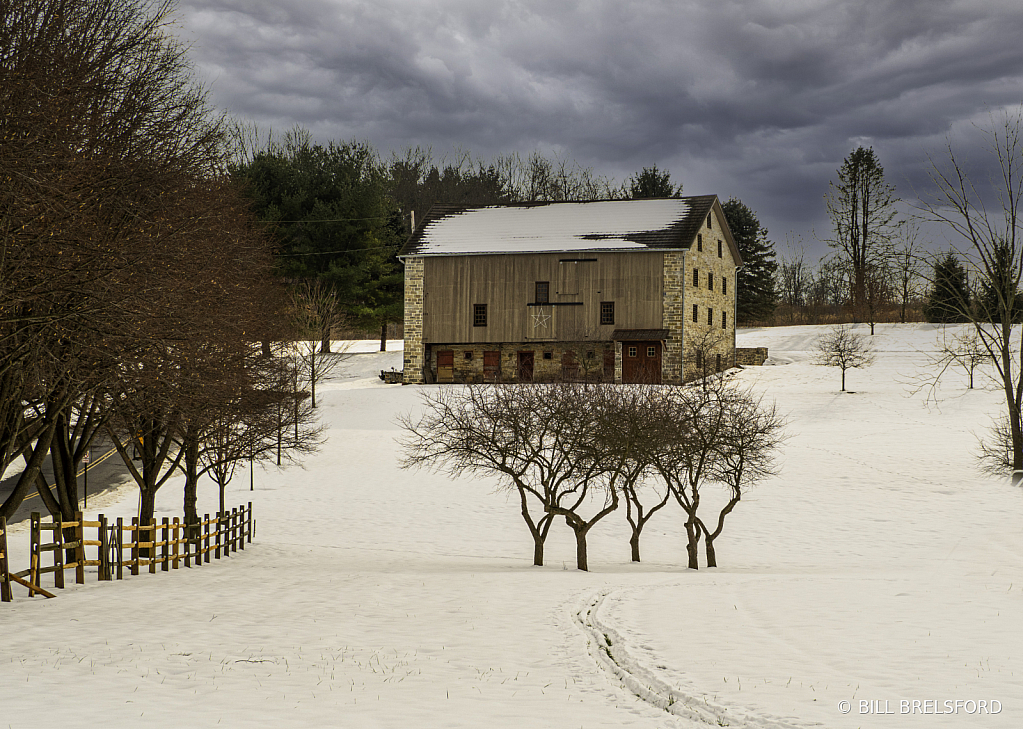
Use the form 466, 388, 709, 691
177, 0, 1023, 254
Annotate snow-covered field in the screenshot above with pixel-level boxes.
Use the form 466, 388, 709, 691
2, 326, 1020, 728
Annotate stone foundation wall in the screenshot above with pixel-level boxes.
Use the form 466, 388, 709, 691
735, 347, 769, 366
428, 342, 615, 383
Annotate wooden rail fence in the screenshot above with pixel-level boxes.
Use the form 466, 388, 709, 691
1, 503, 254, 602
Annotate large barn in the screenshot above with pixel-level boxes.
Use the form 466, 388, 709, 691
398, 195, 741, 385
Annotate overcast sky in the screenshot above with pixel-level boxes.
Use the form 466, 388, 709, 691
176, 0, 1023, 259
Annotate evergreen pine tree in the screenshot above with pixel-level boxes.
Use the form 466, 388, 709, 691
976, 240, 1022, 323
924, 251, 971, 323
722, 198, 778, 323
625, 165, 682, 198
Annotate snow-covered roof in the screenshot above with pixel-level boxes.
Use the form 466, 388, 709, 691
399, 196, 720, 257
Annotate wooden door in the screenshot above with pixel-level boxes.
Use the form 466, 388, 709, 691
483, 351, 500, 382
517, 351, 534, 382
561, 351, 579, 381
621, 341, 661, 384
437, 350, 454, 383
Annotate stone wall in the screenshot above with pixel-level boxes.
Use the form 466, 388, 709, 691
402, 257, 425, 384
735, 347, 769, 366
662, 251, 686, 384
428, 342, 615, 383
681, 208, 737, 381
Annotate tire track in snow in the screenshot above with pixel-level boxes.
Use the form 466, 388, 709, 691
570, 587, 818, 729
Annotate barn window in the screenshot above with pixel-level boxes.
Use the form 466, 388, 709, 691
473, 304, 487, 327
707, 214, 712, 229
628, 346, 638, 357
707, 307, 714, 326
722, 277, 727, 296
464, 351, 473, 360
692, 304, 698, 322
535, 281, 550, 304
600, 301, 615, 325
718, 240, 723, 258
647, 346, 656, 358
693, 268, 699, 286
543, 351, 553, 360
697, 234, 703, 252
708, 273, 714, 291
722, 311, 727, 329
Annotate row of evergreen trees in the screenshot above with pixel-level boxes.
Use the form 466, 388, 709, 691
925, 248, 1023, 324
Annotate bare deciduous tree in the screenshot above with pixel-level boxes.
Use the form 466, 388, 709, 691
813, 324, 877, 391
917, 109, 1023, 483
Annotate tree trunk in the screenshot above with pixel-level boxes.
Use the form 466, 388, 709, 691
139, 488, 156, 557
261, 340, 272, 357
380, 322, 387, 352
629, 530, 641, 562
320, 327, 331, 354
841, 368, 847, 391
533, 537, 544, 566
574, 526, 588, 571
684, 515, 700, 570
705, 536, 717, 568
183, 433, 200, 540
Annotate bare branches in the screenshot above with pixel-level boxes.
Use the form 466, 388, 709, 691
813, 324, 877, 391
399, 380, 785, 570
916, 108, 1023, 483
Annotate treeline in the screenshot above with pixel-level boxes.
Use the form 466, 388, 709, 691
0, 0, 319, 542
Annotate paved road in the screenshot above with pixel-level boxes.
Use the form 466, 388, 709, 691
0, 436, 136, 525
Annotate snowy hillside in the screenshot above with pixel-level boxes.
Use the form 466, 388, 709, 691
2, 326, 1020, 728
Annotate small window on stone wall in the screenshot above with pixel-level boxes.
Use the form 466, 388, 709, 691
722, 311, 727, 329
692, 304, 698, 322
543, 351, 553, 360
708, 273, 714, 291
707, 214, 712, 229
697, 234, 703, 252
693, 268, 699, 286
464, 351, 473, 360
723, 277, 727, 296
718, 240, 723, 258
708, 307, 714, 326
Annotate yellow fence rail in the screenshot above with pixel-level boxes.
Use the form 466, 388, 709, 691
1, 503, 254, 602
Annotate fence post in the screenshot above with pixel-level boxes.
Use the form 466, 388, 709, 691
215, 512, 222, 559
148, 520, 156, 574
0, 516, 10, 602
53, 515, 65, 589
115, 517, 123, 580
98, 515, 110, 581
74, 511, 85, 585
203, 514, 210, 564
247, 502, 253, 544
172, 517, 179, 569
184, 520, 191, 568
160, 518, 169, 572
130, 517, 139, 576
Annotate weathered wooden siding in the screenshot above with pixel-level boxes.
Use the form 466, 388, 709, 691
422, 252, 665, 343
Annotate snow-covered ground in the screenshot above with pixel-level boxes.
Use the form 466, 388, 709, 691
2, 326, 1020, 728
